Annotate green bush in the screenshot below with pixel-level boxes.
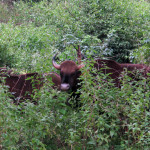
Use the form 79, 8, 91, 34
130, 37, 150, 64
0, 0, 150, 149
1, 0, 150, 65
0, 42, 15, 67
0, 65, 149, 149
83, 0, 150, 62
0, 23, 60, 72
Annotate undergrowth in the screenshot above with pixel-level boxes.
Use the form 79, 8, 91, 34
0, 0, 150, 149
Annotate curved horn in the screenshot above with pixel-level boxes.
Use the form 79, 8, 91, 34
52, 53, 61, 70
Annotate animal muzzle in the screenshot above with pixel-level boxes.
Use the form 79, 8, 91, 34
60, 83, 70, 91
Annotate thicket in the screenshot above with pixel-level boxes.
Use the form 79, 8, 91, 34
83, 0, 150, 63
0, 0, 150, 69
0, 68, 150, 149
0, 0, 150, 149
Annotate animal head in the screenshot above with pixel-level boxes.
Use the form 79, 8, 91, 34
52, 53, 84, 91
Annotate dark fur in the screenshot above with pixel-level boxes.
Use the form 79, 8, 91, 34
95, 59, 150, 85
60, 61, 81, 90
120, 63, 150, 77
0, 70, 61, 104
54, 59, 150, 107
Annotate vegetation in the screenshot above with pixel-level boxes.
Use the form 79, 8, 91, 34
0, 0, 150, 149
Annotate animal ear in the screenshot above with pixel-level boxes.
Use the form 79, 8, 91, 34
78, 63, 85, 70
52, 53, 61, 70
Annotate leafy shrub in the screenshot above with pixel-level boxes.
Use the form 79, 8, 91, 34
0, 41, 15, 67
1, 0, 150, 64
0, 64, 149, 149
130, 37, 150, 65
0, 0, 150, 149
0, 83, 69, 149
83, 0, 150, 62
0, 1, 12, 23
72, 63, 150, 149
0, 23, 59, 72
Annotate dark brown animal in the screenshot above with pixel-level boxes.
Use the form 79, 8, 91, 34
52, 53, 85, 107
120, 63, 150, 77
0, 71, 61, 104
94, 59, 150, 85
52, 54, 150, 107
94, 59, 122, 87
52, 56, 125, 91
52, 54, 84, 91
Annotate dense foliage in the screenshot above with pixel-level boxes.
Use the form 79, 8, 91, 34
0, 68, 150, 149
0, 0, 150, 149
0, 0, 150, 68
